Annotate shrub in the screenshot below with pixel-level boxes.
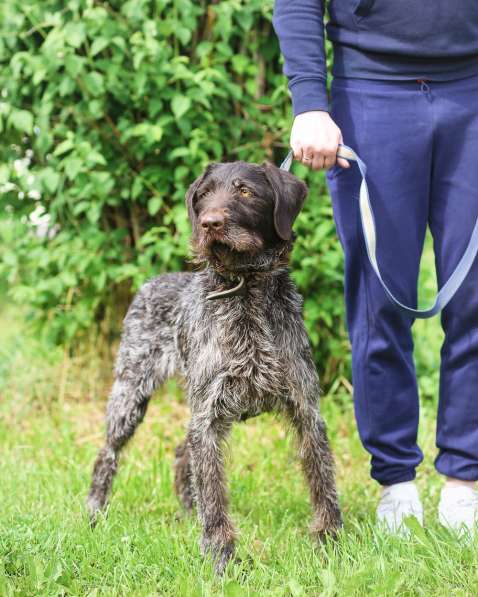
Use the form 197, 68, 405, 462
0, 0, 348, 387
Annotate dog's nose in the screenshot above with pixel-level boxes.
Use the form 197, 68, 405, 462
200, 212, 225, 231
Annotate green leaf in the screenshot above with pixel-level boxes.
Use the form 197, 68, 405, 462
87, 203, 101, 223
171, 95, 191, 120
64, 22, 86, 48
90, 37, 109, 57
72, 201, 89, 215
128, 123, 163, 143
87, 150, 107, 166
59, 77, 75, 97
65, 54, 84, 77
131, 177, 143, 200
130, 123, 150, 137
150, 125, 163, 142
9, 110, 33, 134
0, 165, 9, 184
53, 139, 74, 156
176, 27, 191, 45
33, 68, 47, 85
147, 196, 162, 216
63, 156, 83, 179
41, 168, 60, 194
83, 71, 104, 96
88, 99, 104, 119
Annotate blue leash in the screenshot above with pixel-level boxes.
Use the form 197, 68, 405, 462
280, 145, 478, 319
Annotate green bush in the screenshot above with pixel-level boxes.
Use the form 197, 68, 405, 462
0, 0, 348, 386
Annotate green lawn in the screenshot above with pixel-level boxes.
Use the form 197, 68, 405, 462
1, 258, 477, 595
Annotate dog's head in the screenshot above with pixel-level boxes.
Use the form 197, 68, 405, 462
186, 160, 308, 265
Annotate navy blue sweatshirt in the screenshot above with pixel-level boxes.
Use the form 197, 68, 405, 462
272, 0, 478, 116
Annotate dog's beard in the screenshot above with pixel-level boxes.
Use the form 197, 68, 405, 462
192, 224, 264, 265
190, 226, 291, 275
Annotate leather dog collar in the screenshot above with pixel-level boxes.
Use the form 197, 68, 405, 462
206, 275, 245, 301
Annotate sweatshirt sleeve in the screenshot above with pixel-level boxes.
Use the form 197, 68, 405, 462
272, 0, 328, 116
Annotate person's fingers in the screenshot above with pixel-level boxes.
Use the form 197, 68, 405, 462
293, 137, 350, 170
323, 144, 337, 170
311, 152, 325, 171
301, 145, 315, 167
337, 157, 350, 168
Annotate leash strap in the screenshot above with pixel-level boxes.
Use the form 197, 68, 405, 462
280, 145, 478, 319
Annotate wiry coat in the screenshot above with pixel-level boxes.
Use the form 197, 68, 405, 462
87, 159, 342, 573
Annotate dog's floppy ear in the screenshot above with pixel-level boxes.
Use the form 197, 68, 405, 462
185, 163, 218, 226
262, 161, 308, 240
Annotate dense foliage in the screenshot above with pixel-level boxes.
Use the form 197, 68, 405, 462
0, 0, 348, 385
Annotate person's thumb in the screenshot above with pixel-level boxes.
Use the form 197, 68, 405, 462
291, 141, 302, 162
337, 133, 350, 169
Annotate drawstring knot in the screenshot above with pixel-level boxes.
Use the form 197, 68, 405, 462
417, 79, 432, 101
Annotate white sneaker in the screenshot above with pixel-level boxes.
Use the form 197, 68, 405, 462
376, 481, 423, 535
438, 485, 478, 535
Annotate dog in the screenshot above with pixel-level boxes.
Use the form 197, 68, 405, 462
86, 158, 342, 573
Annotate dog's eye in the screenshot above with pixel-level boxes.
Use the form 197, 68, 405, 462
239, 186, 253, 198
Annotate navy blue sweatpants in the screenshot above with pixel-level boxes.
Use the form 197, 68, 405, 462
326, 74, 478, 485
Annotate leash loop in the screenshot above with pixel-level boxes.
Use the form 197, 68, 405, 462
280, 144, 478, 319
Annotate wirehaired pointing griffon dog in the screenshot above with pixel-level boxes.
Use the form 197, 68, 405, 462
87, 158, 342, 573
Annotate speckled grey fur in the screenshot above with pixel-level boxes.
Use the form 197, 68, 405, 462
87, 159, 342, 573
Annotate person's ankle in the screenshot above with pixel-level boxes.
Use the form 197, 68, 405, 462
381, 480, 417, 494
444, 477, 476, 490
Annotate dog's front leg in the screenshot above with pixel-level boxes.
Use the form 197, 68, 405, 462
287, 400, 343, 540
187, 410, 236, 575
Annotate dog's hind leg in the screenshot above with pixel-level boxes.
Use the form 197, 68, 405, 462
86, 276, 185, 523
174, 439, 195, 512
86, 373, 154, 523
87, 332, 175, 523
286, 400, 343, 540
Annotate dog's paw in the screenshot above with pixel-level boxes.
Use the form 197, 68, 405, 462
213, 542, 236, 575
310, 507, 343, 542
86, 493, 107, 528
200, 527, 237, 575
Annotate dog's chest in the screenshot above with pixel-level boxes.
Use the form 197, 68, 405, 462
200, 299, 287, 397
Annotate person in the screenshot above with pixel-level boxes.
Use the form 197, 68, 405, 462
272, 0, 478, 534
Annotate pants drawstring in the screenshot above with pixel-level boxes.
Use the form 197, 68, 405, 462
417, 79, 432, 101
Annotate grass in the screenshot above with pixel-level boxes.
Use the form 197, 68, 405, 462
1, 239, 477, 596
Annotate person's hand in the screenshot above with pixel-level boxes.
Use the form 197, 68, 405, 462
290, 110, 350, 171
